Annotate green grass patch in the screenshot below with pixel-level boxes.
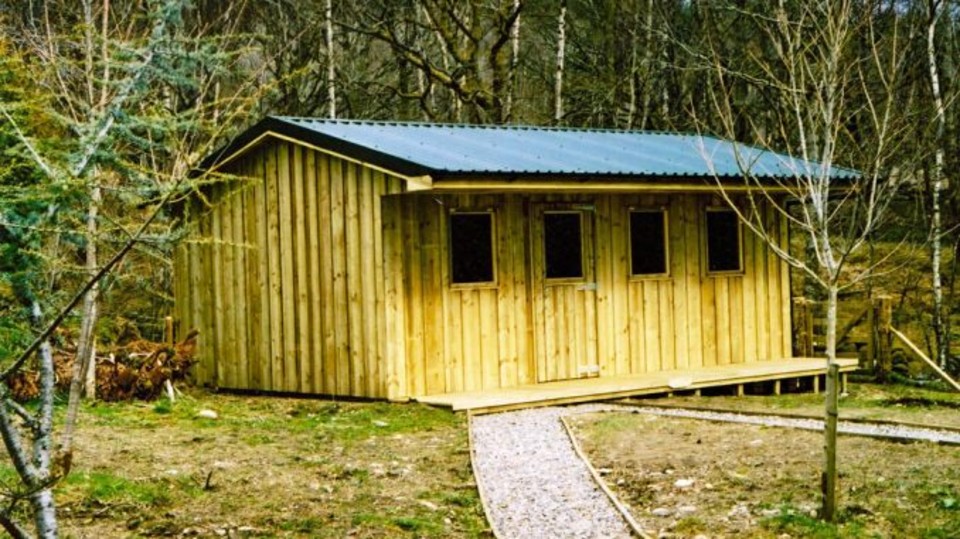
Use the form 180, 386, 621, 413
63, 471, 173, 507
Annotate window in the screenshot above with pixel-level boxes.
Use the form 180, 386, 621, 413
449, 212, 495, 285
629, 209, 668, 276
705, 208, 742, 273
544, 211, 584, 279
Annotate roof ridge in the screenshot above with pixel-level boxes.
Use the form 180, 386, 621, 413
272, 115, 689, 136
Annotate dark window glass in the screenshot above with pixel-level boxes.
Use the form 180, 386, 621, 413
706, 210, 742, 272
544, 212, 583, 279
450, 213, 494, 284
630, 211, 667, 275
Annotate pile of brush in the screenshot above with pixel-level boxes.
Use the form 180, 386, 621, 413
7, 330, 197, 402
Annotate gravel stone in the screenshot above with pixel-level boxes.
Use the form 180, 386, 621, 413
470, 406, 633, 539
673, 478, 694, 489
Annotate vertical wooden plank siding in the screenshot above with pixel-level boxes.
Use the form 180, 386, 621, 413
277, 144, 300, 392
292, 145, 312, 392
173, 143, 794, 400
317, 153, 337, 394
246, 154, 265, 390
264, 144, 284, 391
231, 167, 249, 388
304, 148, 322, 394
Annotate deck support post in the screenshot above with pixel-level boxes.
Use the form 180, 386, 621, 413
736, 384, 744, 397
793, 297, 815, 357
812, 375, 820, 394
694, 389, 701, 397
773, 380, 781, 395
871, 296, 893, 382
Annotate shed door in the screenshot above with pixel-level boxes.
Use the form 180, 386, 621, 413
531, 204, 600, 382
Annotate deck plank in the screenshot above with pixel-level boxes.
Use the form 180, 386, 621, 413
416, 358, 859, 414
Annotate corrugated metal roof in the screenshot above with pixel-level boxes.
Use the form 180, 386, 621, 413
274, 117, 857, 179
201, 116, 857, 180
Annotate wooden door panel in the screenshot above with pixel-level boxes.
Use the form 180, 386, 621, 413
531, 204, 600, 382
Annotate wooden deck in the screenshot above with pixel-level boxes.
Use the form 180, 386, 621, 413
416, 358, 859, 414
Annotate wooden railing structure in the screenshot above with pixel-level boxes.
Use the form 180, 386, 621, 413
792, 295, 960, 391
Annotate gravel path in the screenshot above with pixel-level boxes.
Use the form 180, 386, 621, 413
470, 405, 633, 539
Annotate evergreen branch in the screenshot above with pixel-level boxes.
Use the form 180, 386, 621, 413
0, 172, 187, 382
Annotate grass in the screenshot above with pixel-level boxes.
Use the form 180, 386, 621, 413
0, 390, 490, 538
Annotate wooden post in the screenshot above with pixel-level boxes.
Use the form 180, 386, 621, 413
736, 384, 745, 397
822, 363, 840, 521
793, 297, 814, 357
872, 297, 892, 382
164, 316, 174, 346
773, 380, 781, 395
890, 327, 960, 392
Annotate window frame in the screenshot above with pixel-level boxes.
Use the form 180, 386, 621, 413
627, 206, 670, 280
448, 209, 498, 288
542, 209, 587, 284
704, 206, 744, 275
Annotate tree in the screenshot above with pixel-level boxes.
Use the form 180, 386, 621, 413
690, 0, 912, 521
0, 0, 263, 534
343, 0, 523, 123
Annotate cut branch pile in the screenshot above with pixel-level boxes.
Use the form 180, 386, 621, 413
7, 330, 198, 402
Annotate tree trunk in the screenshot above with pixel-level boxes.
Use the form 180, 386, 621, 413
626, 3, 640, 129
504, 0, 520, 122
61, 181, 101, 460
325, 0, 336, 119
33, 304, 58, 538
821, 284, 839, 522
927, 0, 947, 368
639, 0, 655, 129
554, 0, 566, 124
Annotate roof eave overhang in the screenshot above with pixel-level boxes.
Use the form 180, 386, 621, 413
196, 117, 435, 191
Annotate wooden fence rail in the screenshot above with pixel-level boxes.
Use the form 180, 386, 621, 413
793, 294, 959, 391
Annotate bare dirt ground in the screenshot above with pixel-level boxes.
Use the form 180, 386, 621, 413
36, 391, 490, 538
569, 384, 960, 538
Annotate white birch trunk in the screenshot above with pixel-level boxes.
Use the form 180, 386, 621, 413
325, 0, 336, 119
554, 1, 566, 124
927, 1, 947, 368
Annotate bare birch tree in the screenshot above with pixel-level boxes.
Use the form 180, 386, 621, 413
326, 0, 337, 119
926, 0, 949, 368
554, 0, 567, 124
693, 0, 912, 521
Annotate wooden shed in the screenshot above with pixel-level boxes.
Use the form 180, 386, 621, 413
174, 117, 854, 403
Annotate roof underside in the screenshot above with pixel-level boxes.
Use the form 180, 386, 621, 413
202, 116, 858, 181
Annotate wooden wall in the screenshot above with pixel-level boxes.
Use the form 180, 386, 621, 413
383, 193, 793, 399
174, 140, 405, 397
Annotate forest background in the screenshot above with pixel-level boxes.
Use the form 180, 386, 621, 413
2, 0, 960, 381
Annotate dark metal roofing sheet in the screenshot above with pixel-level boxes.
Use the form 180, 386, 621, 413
273, 117, 857, 180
